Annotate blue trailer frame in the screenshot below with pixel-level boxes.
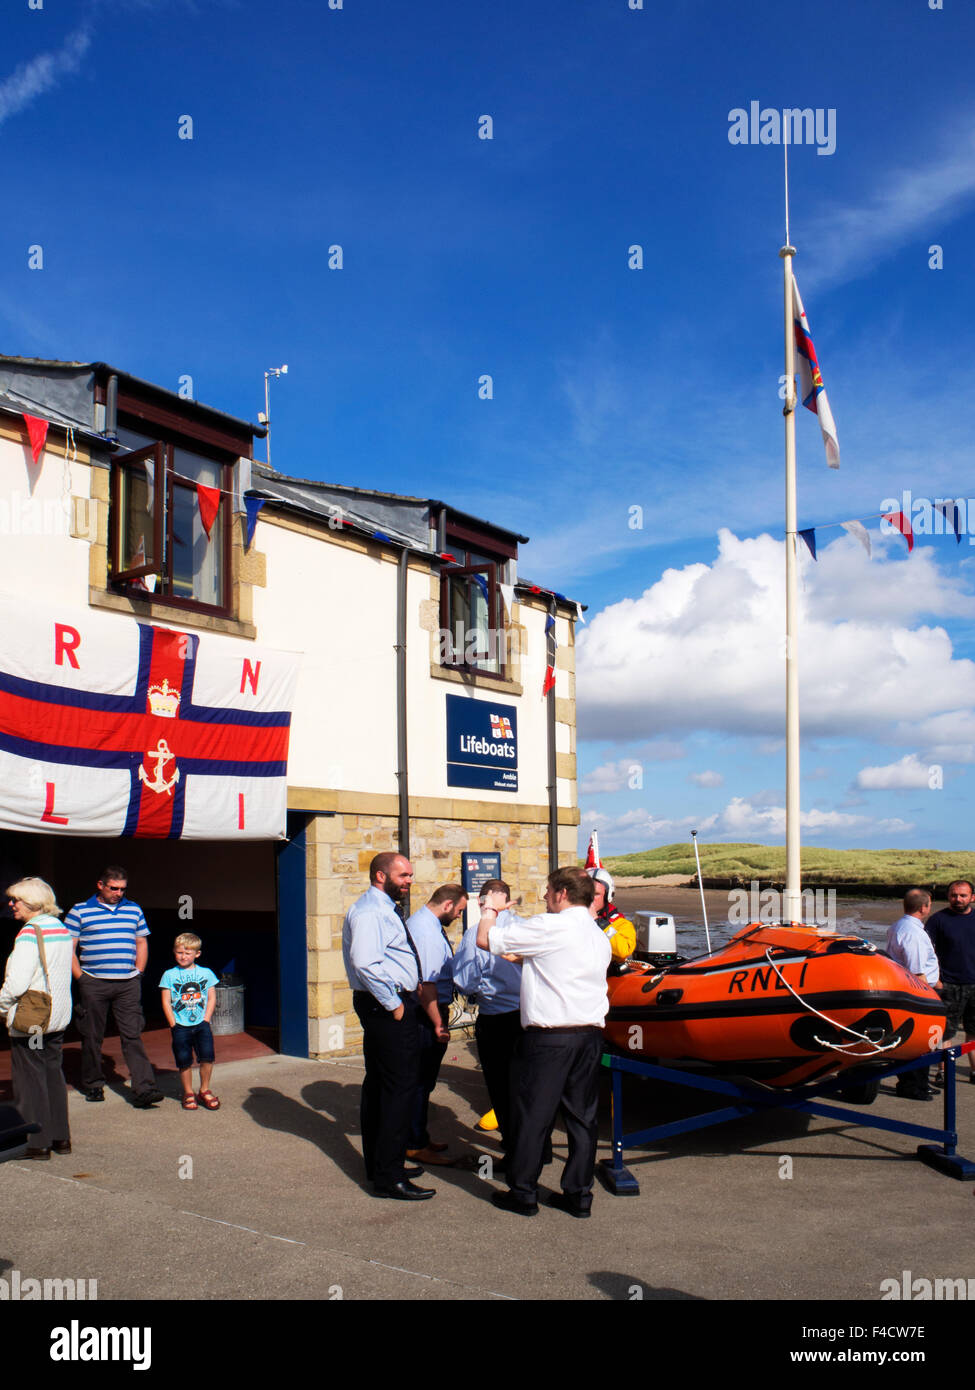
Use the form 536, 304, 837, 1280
598, 1041, 975, 1194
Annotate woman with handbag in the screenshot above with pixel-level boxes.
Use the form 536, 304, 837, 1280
1, 877, 74, 1159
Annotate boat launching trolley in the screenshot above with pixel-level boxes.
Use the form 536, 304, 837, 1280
597, 1041, 975, 1195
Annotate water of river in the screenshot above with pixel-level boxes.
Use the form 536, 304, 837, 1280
612, 885, 909, 960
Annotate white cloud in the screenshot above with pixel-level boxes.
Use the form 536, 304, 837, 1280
577, 529, 975, 744
0, 25, 92, 129
857, 753, 932, 791
808, 120, 975, 289
580, 759, 639, 795
583, 796, 915, 856
906, 710, 975, 766
689, 770, 724, 788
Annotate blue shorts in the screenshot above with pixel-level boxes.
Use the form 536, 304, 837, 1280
171, 1021, 215, 1070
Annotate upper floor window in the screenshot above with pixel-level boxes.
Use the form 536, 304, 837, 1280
439, 524, 514, 676
110, 423, 233, 614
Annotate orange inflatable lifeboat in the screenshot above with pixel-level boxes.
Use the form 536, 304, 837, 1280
604, 922, 946, 1088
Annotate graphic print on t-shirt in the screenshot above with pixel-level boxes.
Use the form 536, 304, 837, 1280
160, 966, 219, 1026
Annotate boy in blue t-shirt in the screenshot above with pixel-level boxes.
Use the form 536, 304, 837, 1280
159, 934, 220, 1110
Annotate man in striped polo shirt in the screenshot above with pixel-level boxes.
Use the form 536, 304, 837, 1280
66, 867, 163, 1107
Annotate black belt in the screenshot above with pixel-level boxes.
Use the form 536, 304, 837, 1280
353, 988, 417, 1003
525, 1024, 602, 1034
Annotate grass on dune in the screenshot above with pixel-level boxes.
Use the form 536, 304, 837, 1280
599, 842, 975, 887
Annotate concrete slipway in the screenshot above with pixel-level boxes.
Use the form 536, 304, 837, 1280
1, 1044, 972, 1341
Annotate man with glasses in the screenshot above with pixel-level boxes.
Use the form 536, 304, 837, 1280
65, 867, 163, 1107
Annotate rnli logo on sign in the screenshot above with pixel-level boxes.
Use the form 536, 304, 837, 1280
490, 713, 513, 740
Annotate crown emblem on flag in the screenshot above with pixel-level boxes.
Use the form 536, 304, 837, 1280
148, 678, 180, 718
490, 713, 513, 739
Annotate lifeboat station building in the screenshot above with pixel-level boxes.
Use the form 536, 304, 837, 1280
0, 355, 581, 1059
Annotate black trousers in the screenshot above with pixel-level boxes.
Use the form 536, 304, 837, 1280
410, 1001, 449, 1148
474, 1008, 522, 1151
507, 1026, 603, 1204
75, 974, 155, 1094
10, 1030, 70, 1150
354, 991, 420, 1187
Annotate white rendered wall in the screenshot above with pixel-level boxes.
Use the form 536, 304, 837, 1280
252, 520, 399, 796
254, 520, 573, 810
0, 434, 93, 603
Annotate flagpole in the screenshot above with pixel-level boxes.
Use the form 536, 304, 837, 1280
780, 233, 802, 924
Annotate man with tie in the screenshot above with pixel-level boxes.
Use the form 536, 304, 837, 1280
342, 852, 436, 1201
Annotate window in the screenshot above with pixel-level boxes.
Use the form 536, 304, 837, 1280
110, 423, 233, 614
439, 525, 514, 676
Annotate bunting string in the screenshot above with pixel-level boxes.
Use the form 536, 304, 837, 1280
789, 497, 975, 560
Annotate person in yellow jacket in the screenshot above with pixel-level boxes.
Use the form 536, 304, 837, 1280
588, 868, 636, 963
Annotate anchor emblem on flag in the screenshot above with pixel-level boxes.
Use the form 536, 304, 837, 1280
138, 738, 180, 796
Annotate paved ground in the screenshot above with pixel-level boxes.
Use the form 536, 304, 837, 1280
3, 1038, 975, 1310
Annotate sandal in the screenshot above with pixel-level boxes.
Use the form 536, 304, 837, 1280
181, 1094, 198, 1110
197, 1090, 220, 1110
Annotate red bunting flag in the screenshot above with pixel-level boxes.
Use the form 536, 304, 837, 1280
542, 665, 556, 696
584, 831, 601, 871
23, 413, 48, 464
196, 484, 220, 538
882, 511, 914, 553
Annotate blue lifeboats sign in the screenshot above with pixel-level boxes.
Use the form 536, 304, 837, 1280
446, 694, 518, 792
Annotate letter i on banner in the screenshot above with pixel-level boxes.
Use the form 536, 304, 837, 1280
238, 793, 245, 831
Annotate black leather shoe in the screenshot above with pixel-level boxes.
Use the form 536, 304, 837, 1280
403, 1164, 424, 1178
895, 1085, 934, 1101
548, 1191, 592, 1218
52, 1140, 72, 1155
84, 1087, 104, 1103
491, 1190, 538, 1216
372, 1180, 436, 1201
132, 1089, 164, 1108
24, 1147, 51, 1160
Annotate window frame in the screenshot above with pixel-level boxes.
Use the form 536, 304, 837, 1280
110, 442, 165, 587
439, 522, 515, 677
109, 428, 235, 618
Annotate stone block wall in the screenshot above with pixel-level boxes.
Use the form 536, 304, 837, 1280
306, 809, 558, 1058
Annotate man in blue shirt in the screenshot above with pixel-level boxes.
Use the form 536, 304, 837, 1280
343, 852, 434, 1200
66, 866, 163, 1108
452, 878, 523, 1167
886, 888, 939, 1100
405, 883, 467, 1164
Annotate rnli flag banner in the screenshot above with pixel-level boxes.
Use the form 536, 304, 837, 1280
792, 274, 840, 470
0, 595, 298, 839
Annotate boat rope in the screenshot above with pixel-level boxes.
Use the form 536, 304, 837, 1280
762, 947, 901, 1056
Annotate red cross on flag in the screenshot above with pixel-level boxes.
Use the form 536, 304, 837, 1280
0, 595, 299, 839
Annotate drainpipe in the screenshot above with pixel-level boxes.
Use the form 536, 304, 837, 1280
396, 546, 411, 912
546, 597, 559, 872
105, 374, 119, 442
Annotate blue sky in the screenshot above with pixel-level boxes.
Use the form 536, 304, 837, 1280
3, 0, 975, 857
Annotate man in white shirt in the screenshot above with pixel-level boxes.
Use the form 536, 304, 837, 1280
886, 888, 940, 1102
477, 866, 611, 1218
